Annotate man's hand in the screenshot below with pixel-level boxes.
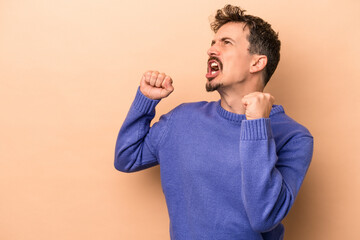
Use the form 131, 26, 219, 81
242, 92, 275, 120
140, 71, 174, 100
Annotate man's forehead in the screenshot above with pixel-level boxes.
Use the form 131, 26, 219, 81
213, 22, 248, 40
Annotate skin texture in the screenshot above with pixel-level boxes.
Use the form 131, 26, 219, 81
139, 22, 275, 120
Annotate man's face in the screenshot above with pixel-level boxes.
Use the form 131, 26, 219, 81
206, 22, 253, 92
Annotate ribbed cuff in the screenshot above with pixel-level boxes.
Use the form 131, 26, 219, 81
240, 118, 273, 140
132, 88, 160, 114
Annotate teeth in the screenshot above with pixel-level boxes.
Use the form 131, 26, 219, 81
211, 71, 216, 74
211, 62, 218, 67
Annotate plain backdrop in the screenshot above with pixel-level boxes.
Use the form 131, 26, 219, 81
1, 0, 359, 239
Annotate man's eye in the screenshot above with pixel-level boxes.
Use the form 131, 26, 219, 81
224, 41, 231, 45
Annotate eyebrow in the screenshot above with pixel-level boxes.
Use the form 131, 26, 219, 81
211, 37, 235, 46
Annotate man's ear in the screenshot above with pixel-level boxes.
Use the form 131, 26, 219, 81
250, 55, 267, 73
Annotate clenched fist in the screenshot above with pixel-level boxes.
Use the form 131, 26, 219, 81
140, 71, 174, 100
242, 92, 275, 120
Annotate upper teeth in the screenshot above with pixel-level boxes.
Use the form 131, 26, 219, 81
211, 62, 218, 67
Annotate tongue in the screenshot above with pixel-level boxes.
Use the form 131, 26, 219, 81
206, 70, 220, 79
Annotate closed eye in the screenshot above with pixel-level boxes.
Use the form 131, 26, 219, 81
210, 38, 234, 46
221, 37, 234, 45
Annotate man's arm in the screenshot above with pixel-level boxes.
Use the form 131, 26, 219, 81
114, 71, 174, 172
239, 92, 313, 232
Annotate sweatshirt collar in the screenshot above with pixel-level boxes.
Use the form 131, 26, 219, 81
216, 100, 284, 123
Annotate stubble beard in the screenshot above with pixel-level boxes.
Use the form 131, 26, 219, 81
206, 81, 223, 92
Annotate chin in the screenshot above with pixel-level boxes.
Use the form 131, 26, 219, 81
205, 81, 223, 92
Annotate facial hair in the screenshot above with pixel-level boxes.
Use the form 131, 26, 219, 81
206, 82, 223, 92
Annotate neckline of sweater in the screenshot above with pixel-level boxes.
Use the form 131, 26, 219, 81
215, 100, 284, 123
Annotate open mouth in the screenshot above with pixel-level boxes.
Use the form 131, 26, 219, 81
206, 58, 222, 80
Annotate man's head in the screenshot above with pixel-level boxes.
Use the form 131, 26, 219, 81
206, 5, 281, 92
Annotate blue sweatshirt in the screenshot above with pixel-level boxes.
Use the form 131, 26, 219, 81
115, 89, 313, 240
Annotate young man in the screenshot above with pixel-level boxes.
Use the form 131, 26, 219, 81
115, 4, 313, 240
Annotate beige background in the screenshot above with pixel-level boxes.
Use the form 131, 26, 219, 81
1, 0, 359, 239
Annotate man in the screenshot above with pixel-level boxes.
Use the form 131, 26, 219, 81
115, 4, 313, 240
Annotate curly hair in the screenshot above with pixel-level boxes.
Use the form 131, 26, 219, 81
210, 5, 281, 86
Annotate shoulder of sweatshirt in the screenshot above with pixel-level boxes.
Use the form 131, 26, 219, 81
164, 100, 215, 117
269, 105, 313, 148
173, 101, 213, 111
155, 101, 218, 130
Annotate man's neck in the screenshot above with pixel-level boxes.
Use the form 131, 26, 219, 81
218, 82, 264, 115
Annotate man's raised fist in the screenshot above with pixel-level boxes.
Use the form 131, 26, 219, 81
242, 92, 275, 120
140, 71, 174, 100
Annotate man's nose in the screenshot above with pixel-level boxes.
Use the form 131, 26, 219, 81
207, 44, 220, 56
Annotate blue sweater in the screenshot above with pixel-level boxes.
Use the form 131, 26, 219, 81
115, 89, 313, 240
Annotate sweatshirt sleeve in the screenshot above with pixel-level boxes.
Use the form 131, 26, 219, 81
239, 118, 313, 233
114, 88, 172, 172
